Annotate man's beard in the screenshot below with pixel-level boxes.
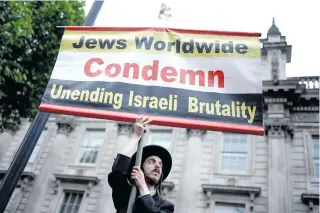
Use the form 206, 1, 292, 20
145, 173, 160, 185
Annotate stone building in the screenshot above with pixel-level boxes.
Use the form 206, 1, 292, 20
0, 20, 319, 213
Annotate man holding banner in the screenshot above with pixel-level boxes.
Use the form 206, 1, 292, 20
35, 25, 263, 212
108, 116, 174, 213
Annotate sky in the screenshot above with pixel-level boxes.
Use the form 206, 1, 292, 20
84, 0, 319, 78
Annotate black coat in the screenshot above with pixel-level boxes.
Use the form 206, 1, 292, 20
108, 154, 175, 213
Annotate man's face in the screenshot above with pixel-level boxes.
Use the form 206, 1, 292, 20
142, 155, 163, 185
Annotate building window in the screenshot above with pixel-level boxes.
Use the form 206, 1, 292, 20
58, 191, 84, 213
28, 128, 48, 163
312, 136, 319, 178
148, 129, 172, 151
215, 202, 245, 213
76, 129, 105, 164
220, 133, 248, 172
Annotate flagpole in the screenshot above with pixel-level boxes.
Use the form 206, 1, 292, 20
125, 5, 173, 212
0, 1, 105, 212
126, 135, 146, 213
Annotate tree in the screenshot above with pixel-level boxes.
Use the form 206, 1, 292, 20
0, 1, 86, 132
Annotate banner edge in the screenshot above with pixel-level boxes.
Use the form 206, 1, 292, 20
39, 103, 265, 136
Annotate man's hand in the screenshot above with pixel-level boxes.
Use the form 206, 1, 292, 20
132, 116, 152, 138
131, 166, 149, 196
121, 116, 152, 157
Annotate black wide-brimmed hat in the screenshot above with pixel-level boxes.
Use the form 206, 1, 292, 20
128, 145, 172, 182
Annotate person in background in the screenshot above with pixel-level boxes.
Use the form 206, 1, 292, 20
108, 116, 174, 213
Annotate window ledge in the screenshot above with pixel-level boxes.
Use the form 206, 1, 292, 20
52, 173, 99, 196
62, 164, 98, 178
301, 193, 319, 211
69, 163, 97, 169
53, 173, 99, 185
161, 181, 175, 196
0, 170, 35, 191
214, 171, 252, 177
202, 184, 261, 197
0, 170, 35, 181
202, 184, 261, 210
310, 177, 320, 184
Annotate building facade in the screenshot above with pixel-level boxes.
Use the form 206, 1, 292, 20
0, 20, 319, 213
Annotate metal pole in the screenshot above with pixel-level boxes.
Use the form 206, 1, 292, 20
126, 136, 146, 213
0, 112, 50, 212
0, 1, 104, 212
83, 0, 104, 26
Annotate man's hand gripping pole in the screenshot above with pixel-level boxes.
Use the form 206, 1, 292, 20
126, 135, 145, 213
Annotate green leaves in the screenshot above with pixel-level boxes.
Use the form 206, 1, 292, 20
0, 1, 85, 132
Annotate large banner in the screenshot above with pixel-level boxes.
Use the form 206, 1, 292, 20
39, 27, 264, 135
